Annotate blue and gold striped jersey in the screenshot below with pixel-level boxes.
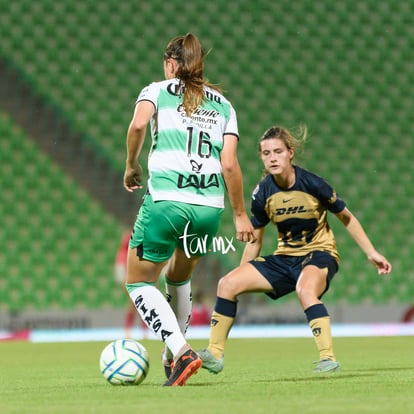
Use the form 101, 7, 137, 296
250, 166, 346, 261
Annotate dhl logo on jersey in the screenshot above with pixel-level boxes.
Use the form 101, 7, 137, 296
273, 205, 312, 216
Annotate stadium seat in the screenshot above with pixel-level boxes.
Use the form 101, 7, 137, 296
1, 0, 412, 310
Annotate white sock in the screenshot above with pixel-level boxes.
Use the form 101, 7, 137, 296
165, 278, 192, 334
163, 278, 192, 361
128, 284, 187, 357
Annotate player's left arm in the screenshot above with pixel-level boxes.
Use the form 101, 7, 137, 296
335, 207, 392, 275
221, 134, 256, 243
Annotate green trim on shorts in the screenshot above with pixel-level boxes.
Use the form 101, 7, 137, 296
125, 282, 156, 293
165, 277, 191, 286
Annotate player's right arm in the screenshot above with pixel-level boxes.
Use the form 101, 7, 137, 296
123, 100, 155, 192
240, 227, 264, 264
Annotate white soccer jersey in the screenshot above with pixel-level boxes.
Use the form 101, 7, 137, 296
136, 78, 239, 208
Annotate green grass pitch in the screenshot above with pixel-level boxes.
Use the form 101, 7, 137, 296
1, 336, 413, 414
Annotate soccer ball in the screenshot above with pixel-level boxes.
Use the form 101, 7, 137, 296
99, 339, 150, 385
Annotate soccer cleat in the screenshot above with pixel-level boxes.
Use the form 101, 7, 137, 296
313, 358, 341, 373
163, 349, 202, 386
163, 359, 174, 379
161, 348, 174, 379
198, 348, 224, 374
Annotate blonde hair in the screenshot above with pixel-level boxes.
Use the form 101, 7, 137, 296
258, 125, 307, 155
164, 33, 221, 116
258, 125, 307, 177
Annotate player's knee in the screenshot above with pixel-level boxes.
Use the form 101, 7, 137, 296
217, 274, 239, 298
295, 284, 318, 305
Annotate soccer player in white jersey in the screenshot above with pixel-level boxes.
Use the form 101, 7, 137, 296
123, 33, 255, 386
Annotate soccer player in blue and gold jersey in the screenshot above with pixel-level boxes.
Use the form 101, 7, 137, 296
199, 125, 392, 373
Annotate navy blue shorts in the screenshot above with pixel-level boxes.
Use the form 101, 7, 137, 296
249, 251, 338, 300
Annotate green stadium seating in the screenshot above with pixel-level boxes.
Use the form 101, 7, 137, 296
0, 0, 413, 309
0, 112, 124, 310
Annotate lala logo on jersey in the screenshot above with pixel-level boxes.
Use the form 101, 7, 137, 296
177, 173, 219, 189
